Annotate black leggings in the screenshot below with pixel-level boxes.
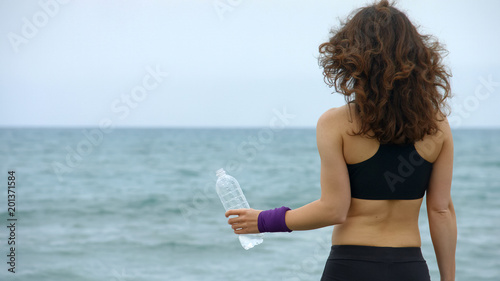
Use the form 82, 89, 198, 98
321, 245, 431, 281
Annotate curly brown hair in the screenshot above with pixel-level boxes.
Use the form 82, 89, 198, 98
318, 0, 451, 144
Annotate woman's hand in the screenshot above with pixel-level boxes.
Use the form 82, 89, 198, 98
225, 208, 262, 234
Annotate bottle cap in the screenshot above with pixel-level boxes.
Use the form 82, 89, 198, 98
216, 168, 226, 177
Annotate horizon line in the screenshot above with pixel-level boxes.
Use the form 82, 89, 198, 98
0, 125, 499, 130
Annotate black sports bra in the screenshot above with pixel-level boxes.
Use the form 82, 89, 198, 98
347, 143, 433, 200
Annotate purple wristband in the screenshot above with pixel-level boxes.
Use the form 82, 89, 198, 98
257, 206, 292, 233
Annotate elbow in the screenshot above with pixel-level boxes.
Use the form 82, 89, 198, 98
428, 207, 455, 220
428, 203, 454, 215
326, 209, 348, 225
337, 210, 348, 224
319, 199, 349, 226
427, 199, 455, 216
332, 215, 346, 225
431, 208, 451, 214
333, 207, 348, 224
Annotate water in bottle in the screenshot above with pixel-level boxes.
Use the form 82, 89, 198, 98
215, 168, 264, 250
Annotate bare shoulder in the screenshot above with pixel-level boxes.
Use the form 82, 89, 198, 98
316, 106, 348, 151
437, 115, 453, 140
435, 115, 454, 153
416, 114, 453, 163
317, 104, 353, 130
422, 114, 452, 143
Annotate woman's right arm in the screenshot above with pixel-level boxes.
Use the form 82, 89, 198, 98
426, 119, 457, 281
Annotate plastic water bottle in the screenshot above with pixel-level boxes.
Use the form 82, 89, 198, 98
215, 168, 264, 250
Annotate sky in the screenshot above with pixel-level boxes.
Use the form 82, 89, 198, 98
1, 0, 499, 128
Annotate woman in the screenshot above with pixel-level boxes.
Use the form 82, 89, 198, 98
224, 1, 457, 280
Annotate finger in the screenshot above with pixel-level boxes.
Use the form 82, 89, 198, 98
225, 209, 239, 217
225, 208, 247, 218
233, 226, 246, 234
231, 222, 246, 230
234, 226, 252, 235
228, 214, 246, 224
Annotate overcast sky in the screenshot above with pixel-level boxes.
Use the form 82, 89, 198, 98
1, 0, 499, 128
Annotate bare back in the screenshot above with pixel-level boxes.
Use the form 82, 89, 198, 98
332, 104, 446, 247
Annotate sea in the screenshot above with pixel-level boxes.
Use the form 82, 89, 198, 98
0, 128, 498, 281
